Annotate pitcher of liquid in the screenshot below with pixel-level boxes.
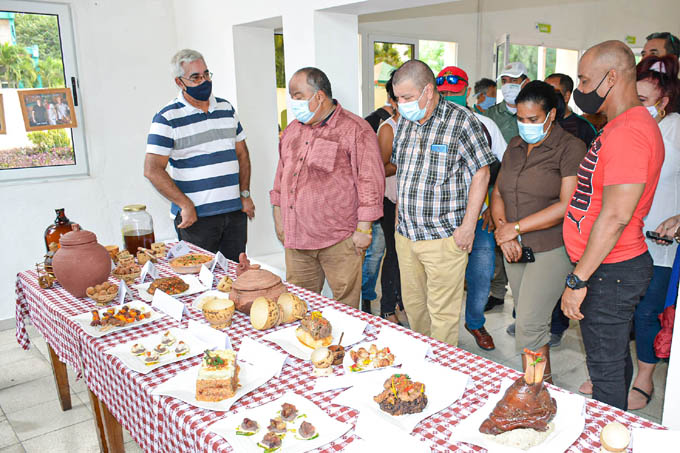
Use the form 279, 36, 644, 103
121, 204, 155, 255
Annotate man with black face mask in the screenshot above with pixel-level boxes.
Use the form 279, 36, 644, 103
561, 40, 665, 411
144, 49, 255, 261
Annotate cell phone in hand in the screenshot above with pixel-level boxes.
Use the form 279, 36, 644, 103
517, 246, 535, 263
646, 230, 674, 244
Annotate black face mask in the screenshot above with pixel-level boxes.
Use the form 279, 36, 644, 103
573, 70, 612, 114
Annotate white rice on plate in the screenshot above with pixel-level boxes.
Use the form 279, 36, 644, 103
482, 422, 555, 451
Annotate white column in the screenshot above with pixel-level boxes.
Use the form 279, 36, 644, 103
282, 10, 360, 114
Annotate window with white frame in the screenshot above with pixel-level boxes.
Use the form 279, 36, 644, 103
0, 0, 87, 183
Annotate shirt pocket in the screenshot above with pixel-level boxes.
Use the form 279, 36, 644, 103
424, 144, 452, 185
307, 138, 338, 173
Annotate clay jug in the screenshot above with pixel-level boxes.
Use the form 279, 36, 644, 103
52, 225, 112, 298
230, 269, 286, 315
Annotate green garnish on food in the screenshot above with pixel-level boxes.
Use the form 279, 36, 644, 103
296, 413, 307, 419
203, 350, 225, 367
235, 430, 256, 436
257, 443, 281, 453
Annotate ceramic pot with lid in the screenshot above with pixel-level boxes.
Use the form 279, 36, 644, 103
229, 269, 287, 314
52, 225, 112, 298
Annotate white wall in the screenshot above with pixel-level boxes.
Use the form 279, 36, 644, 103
0, 0, 179, 321
359, 0, 680, 114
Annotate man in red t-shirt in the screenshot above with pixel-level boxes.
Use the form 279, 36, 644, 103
561, 40, 664, 411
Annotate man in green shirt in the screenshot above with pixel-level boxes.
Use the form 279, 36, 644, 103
483, 62, 529, 143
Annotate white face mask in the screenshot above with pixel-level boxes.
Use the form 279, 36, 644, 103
646, 105, 659, 118
501, 82, 523, 105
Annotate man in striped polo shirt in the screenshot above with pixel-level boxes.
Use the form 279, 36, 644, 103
145, 49, 255, 261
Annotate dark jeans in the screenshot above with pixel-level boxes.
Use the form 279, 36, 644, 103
580, 252, 653, 410
380, 198, 402, 315
634, 265, 672, 364
174, 210, 247, 262
464, 218, 495, 330
550, 298, 570, 335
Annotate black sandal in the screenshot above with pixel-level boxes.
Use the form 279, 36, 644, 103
630, 386, 653, 405
381, 311, 402, 326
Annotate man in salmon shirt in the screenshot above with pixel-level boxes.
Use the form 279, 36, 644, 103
561, 40, 665, 410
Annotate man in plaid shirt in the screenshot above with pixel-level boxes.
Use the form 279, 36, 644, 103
392, 60, 495, 346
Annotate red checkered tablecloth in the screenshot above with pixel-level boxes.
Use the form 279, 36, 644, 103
15, 244, 664, 452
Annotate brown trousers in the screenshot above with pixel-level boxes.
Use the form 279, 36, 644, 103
284, 237, 362, 308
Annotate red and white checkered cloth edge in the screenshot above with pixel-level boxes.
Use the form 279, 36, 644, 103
15, 244, 664, 452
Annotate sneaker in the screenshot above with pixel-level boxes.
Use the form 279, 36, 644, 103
361, 299, 373, 314
549, 333, 563, 348
484, 296, 504, 312
506, 322, 516, 336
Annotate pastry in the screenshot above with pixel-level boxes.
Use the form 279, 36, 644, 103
295, 311, 332, 348
154, 344, 169, 355
267, 417, 287, 433
143, 351, 160, 366
240, 418, 259, 433
161, 330, 176, 346
217, 275, 233, 293
298, 421, 317, 439
281, 402, 298, 422
260, 431, 282, 449
130, 343, 146, 356
195, 350, 240, 402
349, 344, 395, 372
373, 373, 428, 416
174, 341, 189, 357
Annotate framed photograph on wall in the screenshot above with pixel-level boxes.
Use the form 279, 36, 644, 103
18, 88, 78, 132
0, 93, 6, 134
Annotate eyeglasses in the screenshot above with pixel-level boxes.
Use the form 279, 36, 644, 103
436, 75, 467, 86
180, 71, 213, 84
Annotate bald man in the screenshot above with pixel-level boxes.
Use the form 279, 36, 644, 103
391, 60, 495, 346
561, 40, 664, 410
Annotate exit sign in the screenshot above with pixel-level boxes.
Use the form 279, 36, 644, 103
625, 35, 637, 45
536, 23, 551, 34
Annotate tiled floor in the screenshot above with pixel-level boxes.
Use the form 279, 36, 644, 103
1, 292, 667, 452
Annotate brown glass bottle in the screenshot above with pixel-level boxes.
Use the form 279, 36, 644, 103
44, 208, 74, 252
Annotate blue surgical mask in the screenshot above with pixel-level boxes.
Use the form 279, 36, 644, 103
518, 112, 552, 144
501, 83, 522, 105
184, 80, 212, 101
479, 96, 496, 110
290, 92, 320, 124
398, 87, 429, 122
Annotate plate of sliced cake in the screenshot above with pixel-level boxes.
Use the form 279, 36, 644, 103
151, 337, 286, 411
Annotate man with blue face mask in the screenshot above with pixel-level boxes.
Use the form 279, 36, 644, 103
145, 49, 255, 261
270, 67, 385, 309
391, 60, 495, 346
473, 78, 497, 114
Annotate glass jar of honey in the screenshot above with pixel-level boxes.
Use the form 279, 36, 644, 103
121, 204, 155, 255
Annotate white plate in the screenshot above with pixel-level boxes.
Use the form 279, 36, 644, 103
69, 301, 162, 338
133, 275, 207, 302
207, 392, 352, 453
334, 361, 469, 438
104, 327, 208, 374
449, 378, 586, 453
342, 342, 402, 373
634, 428, 680, 452
261, 307, 367, 360
151, 337, 286, 411
192, 290, 231, 310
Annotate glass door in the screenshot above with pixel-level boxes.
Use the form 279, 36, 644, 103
367, 35, 417, 112
494, 33, 510, 79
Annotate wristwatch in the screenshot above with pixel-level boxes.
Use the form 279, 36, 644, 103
565, 273, 588, 290
240, 190, 251, 198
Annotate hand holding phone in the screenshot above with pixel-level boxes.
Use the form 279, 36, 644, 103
646, 230, 674, 244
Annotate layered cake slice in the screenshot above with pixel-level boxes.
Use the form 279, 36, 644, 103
195, 350, 240, 402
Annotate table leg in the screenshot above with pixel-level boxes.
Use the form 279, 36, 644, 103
46, 343, 72, 411
97, 393, 124, 453
88, 389, 109, 453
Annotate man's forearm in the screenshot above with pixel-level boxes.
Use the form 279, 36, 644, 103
146, 169, 193, 208
572, 214, 626, 281
236, 141, 251, 192
461, 167, 490, 229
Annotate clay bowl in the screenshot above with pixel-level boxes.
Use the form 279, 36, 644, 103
112, 268, 141, 284
202, 297, 235, 329
328, 344, 345, 366
169, 254, 214, 274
